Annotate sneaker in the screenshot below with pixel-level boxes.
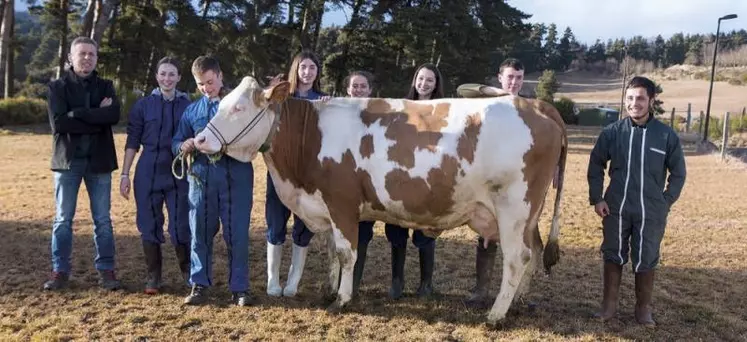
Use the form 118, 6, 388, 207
184, 284, 208, 305
43, 271, 69, 291
232, 291, 252, 307
97, 270, 122, 291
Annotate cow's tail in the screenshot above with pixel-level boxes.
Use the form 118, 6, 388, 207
542, 125, 568, 275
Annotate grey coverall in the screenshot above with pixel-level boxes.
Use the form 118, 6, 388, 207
588, 116, 686, 273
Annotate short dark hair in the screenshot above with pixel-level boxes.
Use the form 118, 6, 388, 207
626, 76, 656, 98
157, 56, 181, 75
499, 58, 524, 74
191, 56, 221, 76
70, 36, 98, 51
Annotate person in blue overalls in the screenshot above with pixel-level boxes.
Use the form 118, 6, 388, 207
265, 50, 330, 297
120, 57, 192, 295
172, 56, 254, 306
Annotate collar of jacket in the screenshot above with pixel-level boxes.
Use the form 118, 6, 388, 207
65, 68, 98, 85
150, 87, 189, 101
628, 114, 655, 128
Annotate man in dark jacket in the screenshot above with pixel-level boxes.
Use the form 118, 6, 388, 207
44, 36, 121, 291
588, 76, 686, 326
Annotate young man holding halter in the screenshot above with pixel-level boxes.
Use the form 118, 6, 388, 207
172, 56, 254, 306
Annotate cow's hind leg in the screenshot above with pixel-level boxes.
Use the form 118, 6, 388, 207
515, 215, 544, 301
326, 221, 357, 312
487, 181, 533, 326
326, 229, 341, 300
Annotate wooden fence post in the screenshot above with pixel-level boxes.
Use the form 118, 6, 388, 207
741, 107, 745, 131
686, 103, 691, 132
670, 107, 676, 130
699, 111, 705, 137
721, 112, 730, 160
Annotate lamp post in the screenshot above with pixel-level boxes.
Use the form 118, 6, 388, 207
619, 46, 628, 120
703, 14, 738, 142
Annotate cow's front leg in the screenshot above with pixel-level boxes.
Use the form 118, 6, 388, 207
327, 222, 357, 312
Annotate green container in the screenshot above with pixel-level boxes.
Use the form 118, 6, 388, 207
577, 108, 619, 126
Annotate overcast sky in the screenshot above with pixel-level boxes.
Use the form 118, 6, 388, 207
323, 0, 746, 45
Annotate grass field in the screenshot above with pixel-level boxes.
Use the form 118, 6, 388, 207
1, 128, 746, 341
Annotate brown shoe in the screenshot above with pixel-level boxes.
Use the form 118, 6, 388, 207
634, 270, 656, 327
593, 262, 622, 321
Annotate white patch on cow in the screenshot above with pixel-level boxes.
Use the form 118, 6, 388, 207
488, 178, 532, 324
331, 224, 355, 305
316, 98, 369, 163
348, 97, 535, 231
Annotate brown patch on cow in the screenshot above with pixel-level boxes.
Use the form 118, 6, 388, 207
456, 113, 482, 163
361, 99, 451, 169
385, 155, 459, 217
319, 150, 366, 248
513, 97, 566, 246
359, 134, 374, 159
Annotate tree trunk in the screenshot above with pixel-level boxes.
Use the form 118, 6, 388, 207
2, 0, 13, 98
81, 0, 96, 37
201, 0, 211, 20
310, 0, 324, 52
0, 0, 12, 98
56, 0, 69, 79
334, 0, 365, 91
106, 0, 120, 43
0, 1, 7, 35
92, 0, 119, 44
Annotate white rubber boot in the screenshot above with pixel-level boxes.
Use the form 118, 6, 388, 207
282, 243, 308, 297
266, 242, 283, 297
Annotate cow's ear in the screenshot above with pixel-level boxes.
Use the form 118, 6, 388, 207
264, 81, 290, 104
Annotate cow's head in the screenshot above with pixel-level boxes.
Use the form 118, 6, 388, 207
194, 76, 290, 162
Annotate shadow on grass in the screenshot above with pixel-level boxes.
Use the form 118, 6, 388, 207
1, 218, 745, 341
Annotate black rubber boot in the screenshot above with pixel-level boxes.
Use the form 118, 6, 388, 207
389, 246, 406, 300
352, 241, 369, 298
174, 244, 191, 288
465, 238, 497, 306
416, 243, 435, 297
142, 241, 162, 294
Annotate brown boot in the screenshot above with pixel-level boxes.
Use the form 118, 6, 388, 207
594, 262, 622, 321
635, 270, 656, 327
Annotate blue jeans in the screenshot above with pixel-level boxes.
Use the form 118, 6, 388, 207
51, 158, 116, 273
265, 172, 314, 247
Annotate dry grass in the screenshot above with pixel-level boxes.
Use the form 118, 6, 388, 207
1, 129, 746, 341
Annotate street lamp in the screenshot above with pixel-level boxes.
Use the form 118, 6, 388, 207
703, 14, 738, 142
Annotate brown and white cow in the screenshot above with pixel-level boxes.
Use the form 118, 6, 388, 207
192, 76, 567, 325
